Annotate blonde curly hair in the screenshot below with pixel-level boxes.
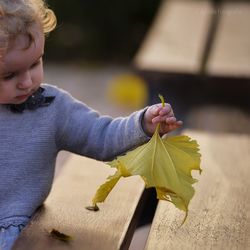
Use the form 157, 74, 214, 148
0, 0, 56, 53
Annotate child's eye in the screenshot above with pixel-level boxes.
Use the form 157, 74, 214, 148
3, 72, 16, 81
31, 60, 41, 69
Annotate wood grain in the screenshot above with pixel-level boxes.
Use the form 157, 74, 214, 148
186, 106, 250, 134
13, 155, 145, 250
145, 130, 250, 249
134, 0, 212, 73
207, 1, 250, 77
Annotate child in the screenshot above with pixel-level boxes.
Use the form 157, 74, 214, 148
0, 0, 182, 249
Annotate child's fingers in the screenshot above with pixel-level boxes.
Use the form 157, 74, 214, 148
176, 120, 183, 126
158, 104, 172, 116
150, 103, 172, 115
149, 104, 162, 116
151, 116, 162, 124
152, 114, 176, 124
160, 120, 183, 134
166, 116, 176, 124
144, 103, 182, 135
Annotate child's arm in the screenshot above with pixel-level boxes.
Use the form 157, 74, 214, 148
142, 103, 183, 136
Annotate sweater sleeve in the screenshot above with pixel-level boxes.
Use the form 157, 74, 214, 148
54, 88, 150, 161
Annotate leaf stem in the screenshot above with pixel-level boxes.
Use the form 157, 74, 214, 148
157, 94, 166, 134
158, 94, 165, 107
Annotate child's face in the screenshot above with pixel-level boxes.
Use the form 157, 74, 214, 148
0, 24, 45, 104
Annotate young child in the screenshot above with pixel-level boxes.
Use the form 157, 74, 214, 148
0, 0, 182, 249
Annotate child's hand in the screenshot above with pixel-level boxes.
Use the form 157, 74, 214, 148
142, 103, 183, 136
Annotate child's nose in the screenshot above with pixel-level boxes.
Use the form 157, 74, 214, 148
17, 71, 33, 89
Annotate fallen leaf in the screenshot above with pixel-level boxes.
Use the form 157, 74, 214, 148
89, 95, 201, 223
49, 229, 73, 242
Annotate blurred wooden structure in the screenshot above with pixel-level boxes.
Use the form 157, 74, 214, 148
134, 0, 250, 119
135, 0, 250, 77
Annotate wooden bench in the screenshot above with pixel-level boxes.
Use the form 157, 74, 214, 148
145, 131, 250, 249
134, 0, 213, 74
13, 130, 250, 249
135, 0, 250, 77
13, 155, 146, 250
134, 0, 250, 116
13, 1, 250, 249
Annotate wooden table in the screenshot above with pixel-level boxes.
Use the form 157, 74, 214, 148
13, 156, 145, 250
145, 131, 250, 249
13, 130, 250, 249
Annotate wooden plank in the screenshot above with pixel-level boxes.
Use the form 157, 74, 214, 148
134, 0, 213, 73
186, 106, 250, 134
145, 130, 250, 250
207, 1, 250, 77
13, 154, 145, 250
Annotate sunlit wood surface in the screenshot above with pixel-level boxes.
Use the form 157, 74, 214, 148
13, 155, 145, 250
145, 130, 250, 250
207, 2, 250, 77
134, 0, 212, 73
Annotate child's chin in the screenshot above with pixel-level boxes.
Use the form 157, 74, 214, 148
15, 95, 30, 103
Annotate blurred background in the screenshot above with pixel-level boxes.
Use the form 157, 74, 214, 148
44, 0, 161, 118
44, 0, 250, 131
45, 0, 161, 62
46, 0, 250, 249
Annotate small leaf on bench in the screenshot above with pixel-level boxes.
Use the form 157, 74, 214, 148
85, 204, 99, 211
49, 229, 73, 242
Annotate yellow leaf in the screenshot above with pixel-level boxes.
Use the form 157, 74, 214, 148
91, 128, 201, 222
91, 161, 131, 206
90, 96, 201, 223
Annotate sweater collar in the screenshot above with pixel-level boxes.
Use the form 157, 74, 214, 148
4, 87, 55, 113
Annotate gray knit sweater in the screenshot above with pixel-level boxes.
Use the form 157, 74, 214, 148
0, 84, 149, 228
